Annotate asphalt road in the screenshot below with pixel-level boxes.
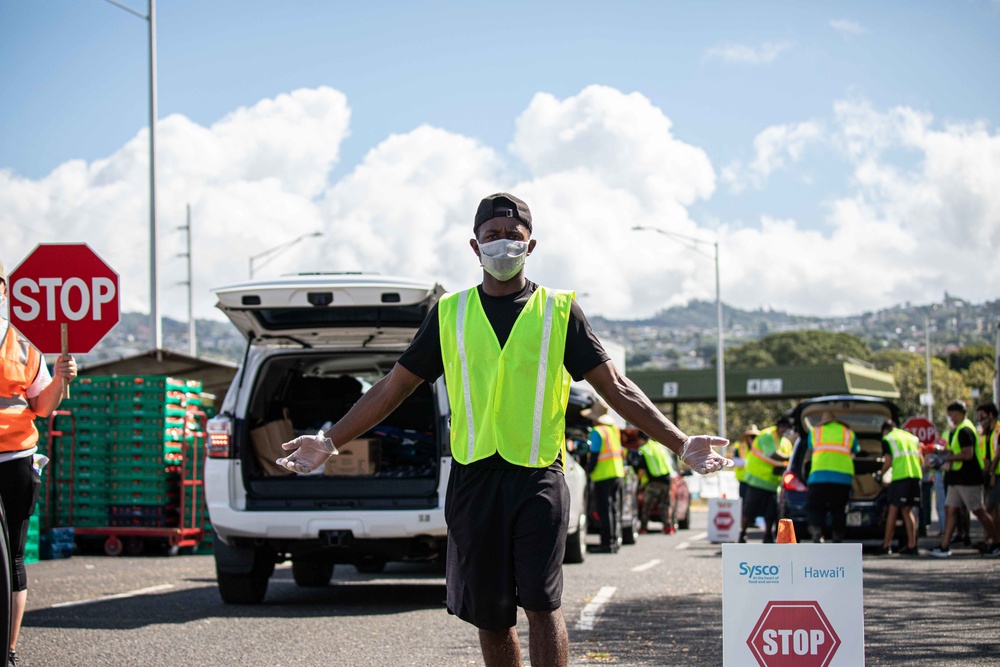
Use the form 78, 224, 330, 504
17, 510, 1000, 666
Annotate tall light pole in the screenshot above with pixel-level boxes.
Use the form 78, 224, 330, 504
103, 0, 160, 351
633, 225, 726, 438
178, 204, 195, 356
249, 232, 324, 279
925, 315, 934, 421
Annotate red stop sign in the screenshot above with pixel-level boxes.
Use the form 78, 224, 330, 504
8, 244, 120, 354
747, 600, 840, 667
902, 417, 937, 445
714, 511, 734, 530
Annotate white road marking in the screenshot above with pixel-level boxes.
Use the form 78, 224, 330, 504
631, 559, 662, 573
51, 583, 175, 609
676, 531, 708, 550
575, 586, 617, 631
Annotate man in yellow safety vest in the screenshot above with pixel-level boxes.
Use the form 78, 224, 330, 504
636, 432, 677, 534
875, 420, 923, 555
275, 193, 733, 667
978, 402, 1000, 536
584, 400, 625, 552
733, 424, 760, 503
805, 412, 859, 543
738, 416, 792, 543
929, 401, 1000, 557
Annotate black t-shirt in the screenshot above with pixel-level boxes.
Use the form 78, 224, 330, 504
397, 280, 610, 469
945, 426, 982, 486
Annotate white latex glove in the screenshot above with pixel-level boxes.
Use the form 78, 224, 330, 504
276, 430, 338, 474
732, 456, 746, 468
681, 435, 733, 475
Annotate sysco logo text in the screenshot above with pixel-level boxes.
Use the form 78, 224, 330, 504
739, 562, 780, 579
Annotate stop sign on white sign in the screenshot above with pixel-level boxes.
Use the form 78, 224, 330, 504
8, 244, 120, 354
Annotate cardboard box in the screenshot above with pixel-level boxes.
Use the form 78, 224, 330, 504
250, 418, 295, 477
325, 438, 379, 476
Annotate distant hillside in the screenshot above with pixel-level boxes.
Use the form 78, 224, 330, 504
69, 293, 999, 371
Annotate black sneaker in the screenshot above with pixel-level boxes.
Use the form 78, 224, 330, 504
897, 546, 918, 556
983, 545, 1000, 558
927, 546, 952, 558
8, 649, 19, 667
871, 546, 892, 556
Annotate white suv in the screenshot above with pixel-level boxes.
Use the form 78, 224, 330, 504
205, 274, 589, 604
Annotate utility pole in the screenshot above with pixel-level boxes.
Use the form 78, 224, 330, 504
925, 316, 933, 420
178, 204, 196, 356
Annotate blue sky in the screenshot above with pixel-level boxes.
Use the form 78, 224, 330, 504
2, 0, 998, 321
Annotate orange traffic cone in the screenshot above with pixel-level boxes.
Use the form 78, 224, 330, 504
776, 519, 797, 544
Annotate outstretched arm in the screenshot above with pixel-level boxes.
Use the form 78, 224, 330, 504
583, 361, 731, 474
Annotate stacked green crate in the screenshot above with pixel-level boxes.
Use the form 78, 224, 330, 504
108, 376, 199, 527
36, 376, 114, 530
24, 514, 40, 564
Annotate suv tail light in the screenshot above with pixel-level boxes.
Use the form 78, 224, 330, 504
207, 417, 233, 458
782, 471, 807, 493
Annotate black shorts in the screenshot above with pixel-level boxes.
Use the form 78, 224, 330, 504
444, 462, 570, 630
888, 478, 921, 508
743, 484, 778, 522
0, 456, 42, 592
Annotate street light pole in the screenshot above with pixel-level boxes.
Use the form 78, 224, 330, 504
633, 225, 727, 438
103, 0, 160, 351
249, 231, 324, 278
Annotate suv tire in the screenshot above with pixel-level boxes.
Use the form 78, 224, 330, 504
217, 550, 275, 604
292, 558, 335, 587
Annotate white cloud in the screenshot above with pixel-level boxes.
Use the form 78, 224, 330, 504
1, 87, 998, 329
705, 41, 792, 65
720, 101, 1000, 315
829, 19, 868, 37
722, 121, 824, 192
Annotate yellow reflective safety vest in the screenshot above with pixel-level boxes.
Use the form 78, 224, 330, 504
949, 418, 980, 472
0, 324, 42, 454
884, 428, 922, 481
809, 422, 855, 477
590, 423, 624, 482
976, 421, 1000, 472
439, 285, 573, 467
745, 426, 787, 492
638, 440, 673, 478
734, 435, 751, 483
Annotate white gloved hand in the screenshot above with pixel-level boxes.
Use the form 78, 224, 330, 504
276, 430, 338, 474
680, 435, 733, 475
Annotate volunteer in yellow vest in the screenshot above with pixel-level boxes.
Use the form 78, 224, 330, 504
805, 411, 859, 543
977, 402, 1000, 539
584, 400, 625, 552
875, 420, 924, 555
733, 424, 760, 502
738, 416, 792, 544
275, 193, 732, 667
1, 258, 77, 667
929, 401, 1000, 557
635, 432, 676, 534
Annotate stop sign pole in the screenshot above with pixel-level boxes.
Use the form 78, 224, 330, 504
7, 244, 121, 358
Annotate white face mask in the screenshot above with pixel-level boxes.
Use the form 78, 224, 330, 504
478, 239, 529, 282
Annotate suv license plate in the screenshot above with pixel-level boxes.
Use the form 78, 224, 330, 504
846, 511, 862, 527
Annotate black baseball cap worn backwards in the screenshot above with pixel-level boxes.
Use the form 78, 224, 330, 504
474, 192, 532, 233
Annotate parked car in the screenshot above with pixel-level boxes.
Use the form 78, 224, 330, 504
204, 274, 591, 604
778, 394, 900, 540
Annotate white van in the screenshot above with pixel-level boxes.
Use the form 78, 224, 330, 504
205, 274, 589, 604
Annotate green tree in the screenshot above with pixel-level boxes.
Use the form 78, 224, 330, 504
871, 350, 969, 428
947, 344, 993, 372
962, 358, 995, 406
726, 330, 871, 369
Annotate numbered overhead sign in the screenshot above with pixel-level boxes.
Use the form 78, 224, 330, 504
8, 244, 120, 354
